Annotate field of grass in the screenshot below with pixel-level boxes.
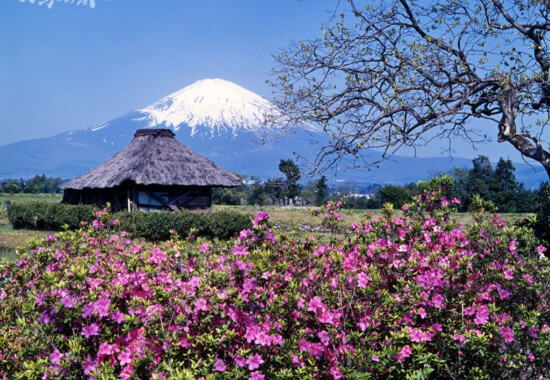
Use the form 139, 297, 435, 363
0, 197, 533, 262
215, 204, 533, 231
0, 193, 62, 261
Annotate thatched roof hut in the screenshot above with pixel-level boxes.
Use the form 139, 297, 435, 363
61, 129, 240, 211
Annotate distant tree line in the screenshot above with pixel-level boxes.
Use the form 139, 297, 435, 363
0, 175, 62, 194
344, 156, 541, 214
214, 159, 331, 207
215, 156, 546, 215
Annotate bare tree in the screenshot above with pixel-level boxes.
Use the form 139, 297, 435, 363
270, 0, 550, 178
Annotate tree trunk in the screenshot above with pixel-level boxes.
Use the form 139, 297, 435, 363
497, 89, 550, 178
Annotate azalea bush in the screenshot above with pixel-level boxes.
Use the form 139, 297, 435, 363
1, 176, 549, 379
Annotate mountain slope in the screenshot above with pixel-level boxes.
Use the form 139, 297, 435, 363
137, 78, 277, 137
0, 78, 546, 187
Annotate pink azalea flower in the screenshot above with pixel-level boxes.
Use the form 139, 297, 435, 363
538, 245, 547, 259
318, 330, 330, 345
118, 349, 132, 366
357, 272, 370, 288
504, 269, 514, 280
249, 371, 265, 380
111, 312, 125, 324
233, 245, 249, 256
409, 328, 424, 343
50, 348, 62, 364
81, 323, 100, 338
235, 259, 247, 271
83, 356, 98, 376
98, 342, 118, 356
291, 354, 305, 367
234, 355, 246, 367
246, 354, 264, 370
453, 333, 466, 345
330, 367, 343, 379
60, 295, 74, 308
372, 355, 380, 362
95, 299, 110, 318
307, 296, 326, 314
500, 326, 515, 343
195, 298, 208, 313
432, 293, 444, 308
397, 345, 413, 363
474, 305, 490, 325
252, 211, 269, 228
523, 274, 533, 285
214, 359, 226, 372
417, 308, 427, 319
528, 353, 535, 362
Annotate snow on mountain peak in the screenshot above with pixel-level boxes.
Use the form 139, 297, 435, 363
138, 78, 278, 137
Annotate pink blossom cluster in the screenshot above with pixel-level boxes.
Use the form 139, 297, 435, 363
1, 178, 549, 379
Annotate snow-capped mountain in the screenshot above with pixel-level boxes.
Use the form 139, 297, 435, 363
0, 78, 546, 186
137, 78, 277, 138
0, 79, 318, 179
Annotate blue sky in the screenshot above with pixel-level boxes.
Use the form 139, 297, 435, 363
0, 0, 336, 145
0, 0, 546, 170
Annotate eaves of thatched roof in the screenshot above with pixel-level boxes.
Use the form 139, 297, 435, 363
63, 129, 240, 190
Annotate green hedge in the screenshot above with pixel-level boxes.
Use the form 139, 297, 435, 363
8, 203, 252, 240
7, 202, 97, 231
116, 210, 252, 241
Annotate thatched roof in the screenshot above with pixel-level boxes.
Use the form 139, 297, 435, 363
63, 129, 240, 190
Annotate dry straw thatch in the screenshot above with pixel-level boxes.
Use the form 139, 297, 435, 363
63, 129, 240, 190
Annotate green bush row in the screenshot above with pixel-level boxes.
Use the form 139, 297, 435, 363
7, 202, 252, 241
7, 202, 97, 231
116, 209, 252, 241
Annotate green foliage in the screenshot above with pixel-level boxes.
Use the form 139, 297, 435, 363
7, 202, 97, 230
529, 182, 550, 245
116, 209, 252, 241
22, 175, 62, 194
378, 183, 418, 209
7, 203, 251, 241
343, 196, 382, 210
450, 156, 537, 213
278, 159, 302, 199
3, 180, 22, 194
212, 187, 245, 205
314, 175, 329, 206
1, 176, 62, 194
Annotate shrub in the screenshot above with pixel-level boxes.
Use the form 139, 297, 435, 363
7, 202, 97, 230
116, 209, 252, 241
1, 177, 549, 379
7, 203, 251, 241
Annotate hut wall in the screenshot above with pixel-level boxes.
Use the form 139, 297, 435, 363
63, 184, 213, 211
136, 185, 212, 210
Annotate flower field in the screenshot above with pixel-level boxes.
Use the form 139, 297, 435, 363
1, 177, 549, 379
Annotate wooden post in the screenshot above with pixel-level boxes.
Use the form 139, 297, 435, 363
127, 187, 131, 212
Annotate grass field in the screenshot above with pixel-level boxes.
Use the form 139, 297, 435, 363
0, 196, 533, 262
0, 193, 62, 261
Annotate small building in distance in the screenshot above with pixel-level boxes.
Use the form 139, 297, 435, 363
61, 129, 240, 211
